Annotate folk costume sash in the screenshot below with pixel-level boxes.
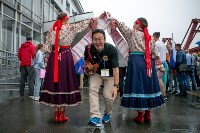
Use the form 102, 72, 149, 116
52, 16, 68, 82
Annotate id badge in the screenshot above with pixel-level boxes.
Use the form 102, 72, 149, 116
101, 69, 109, 76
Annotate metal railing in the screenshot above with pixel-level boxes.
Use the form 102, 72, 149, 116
0, 49, 20, 85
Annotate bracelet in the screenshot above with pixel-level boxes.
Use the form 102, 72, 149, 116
113, 84, 119, 88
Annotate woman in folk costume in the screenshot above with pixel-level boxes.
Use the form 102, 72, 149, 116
112, 17, 165, 123
40, 12, 94, 123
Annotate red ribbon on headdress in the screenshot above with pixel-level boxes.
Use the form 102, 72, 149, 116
136, 19, 152, 77
52, 15, 68, 82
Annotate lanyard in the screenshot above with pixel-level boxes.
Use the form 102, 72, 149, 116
96, 50, 106, 69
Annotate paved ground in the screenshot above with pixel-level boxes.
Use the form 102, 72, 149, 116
0, 89, 200, 133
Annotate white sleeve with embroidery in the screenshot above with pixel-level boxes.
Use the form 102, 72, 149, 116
44, 29, 55, 53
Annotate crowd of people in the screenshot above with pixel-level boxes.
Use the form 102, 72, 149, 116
17, 11, 200, 127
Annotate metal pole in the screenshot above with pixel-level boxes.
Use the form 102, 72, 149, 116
0, 1, 3, 50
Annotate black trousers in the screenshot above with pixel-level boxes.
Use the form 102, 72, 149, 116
119, 67, 127, 97
83, 74, 89, 88
20, 66, 35, 96
195, 66, 200, 87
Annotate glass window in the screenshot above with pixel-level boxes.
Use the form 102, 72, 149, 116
2, 15, 15, 52
4, 0, 15, 6
49, 6, 53, 21
16, 22, 20, 51
21, 6, 32, 18
3, 5, 15, 18
0, 13, 1, 50
21, 0, 32, 11
60, 0, 63, 4
53, 10, 58, 20
44, 1, 50, 21
33, 31, 41, 44
33, 15, 41, 24
21, 24, 31, 43
33, 22, 41, 31
43, 34, 46, 43
66, 0, 70, 13
22, 15, 32, 27
33, 0, 41, 17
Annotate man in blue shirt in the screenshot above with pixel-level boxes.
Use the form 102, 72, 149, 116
175, 44, 189, 96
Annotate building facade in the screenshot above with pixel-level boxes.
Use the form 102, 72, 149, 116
0, 0, 84, 53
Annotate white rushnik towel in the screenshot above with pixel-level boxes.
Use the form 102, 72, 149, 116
71, 13, 129, 64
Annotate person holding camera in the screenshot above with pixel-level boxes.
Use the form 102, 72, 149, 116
84, 29, 119, 127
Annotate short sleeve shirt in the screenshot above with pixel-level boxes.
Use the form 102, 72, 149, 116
84, 43, 119, 76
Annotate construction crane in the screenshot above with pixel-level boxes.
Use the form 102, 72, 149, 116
182, 18, 200, 53
162, 38, 172, 45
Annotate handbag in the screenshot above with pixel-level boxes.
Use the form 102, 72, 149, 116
179, 64, 187, 72
39, 69, 46, 78
187, 66, 193, 72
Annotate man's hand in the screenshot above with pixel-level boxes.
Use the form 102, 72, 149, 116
78, 66, 81, 72
111, 86, 118, 100
99, 11, 107, 19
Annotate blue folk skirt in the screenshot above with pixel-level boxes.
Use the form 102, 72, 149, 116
121, 53, 164, 110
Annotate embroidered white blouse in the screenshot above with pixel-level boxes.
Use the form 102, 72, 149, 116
44, 19, 90, 53
117, 22, 159, 57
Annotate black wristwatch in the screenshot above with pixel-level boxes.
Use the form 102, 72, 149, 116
113, 84, 119, 88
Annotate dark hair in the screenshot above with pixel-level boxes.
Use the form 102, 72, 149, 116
26, 36, 32, 41
57, 12, 68, 20
175, 43, 182, 48
138, 17, 148, 27
36, 44, 43, 53
153, 32, 160, 38
92, 29, 106, 40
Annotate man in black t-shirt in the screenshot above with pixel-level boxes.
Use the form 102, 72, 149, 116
84, 29, 119, 127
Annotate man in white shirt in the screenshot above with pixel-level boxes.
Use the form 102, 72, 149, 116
153, 32, 168, 94
185, 50, 197, 91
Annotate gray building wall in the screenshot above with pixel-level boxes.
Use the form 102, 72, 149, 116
0, 0, 84, 53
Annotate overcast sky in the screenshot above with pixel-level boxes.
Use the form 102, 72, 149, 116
80, 0, 200, 48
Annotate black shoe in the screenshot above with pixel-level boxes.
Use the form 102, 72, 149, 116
175, 93, 187, 97
168, 90, 173, 94
164, 96, 167, 100
172, 91, 179, 95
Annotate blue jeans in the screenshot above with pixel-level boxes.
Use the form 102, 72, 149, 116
186, 66, 197, 91
177, 72, 188, 95
162, 62, 168, 91
168, 69, 178, 92
34, 69, 42, 97
174, 75, 178, 92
